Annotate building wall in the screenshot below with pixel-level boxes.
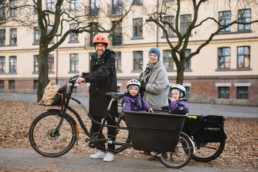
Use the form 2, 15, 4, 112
0, 0, 258, 106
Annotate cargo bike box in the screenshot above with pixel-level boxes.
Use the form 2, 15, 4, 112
123, 110, 187, 152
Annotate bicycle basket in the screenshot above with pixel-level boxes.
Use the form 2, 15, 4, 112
123, 111, 187, 152
186, 115, 227, 142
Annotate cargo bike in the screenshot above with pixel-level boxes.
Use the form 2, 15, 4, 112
29, 76, 194, 169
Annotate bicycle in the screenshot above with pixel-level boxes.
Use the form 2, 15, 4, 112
29, 76, 194, 169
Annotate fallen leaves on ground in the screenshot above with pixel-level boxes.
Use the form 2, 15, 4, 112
0, 100, 257, 170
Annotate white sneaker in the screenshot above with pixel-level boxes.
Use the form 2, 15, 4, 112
103, 151, 114, 162
90, 150, 106, 159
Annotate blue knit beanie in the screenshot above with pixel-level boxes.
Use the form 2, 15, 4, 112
149, 47, 160, 61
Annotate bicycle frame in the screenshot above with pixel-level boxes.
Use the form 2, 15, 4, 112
51, 79, 130, 149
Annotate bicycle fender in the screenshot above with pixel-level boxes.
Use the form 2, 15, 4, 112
47, 109, 79, 141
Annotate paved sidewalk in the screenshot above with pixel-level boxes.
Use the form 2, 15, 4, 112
0, 92, 257, 118
0, 148, 254, 172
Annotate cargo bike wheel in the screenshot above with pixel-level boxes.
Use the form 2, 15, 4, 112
29, 111, 77, 157
192, 140, 225, 162
159, 132, 194, 169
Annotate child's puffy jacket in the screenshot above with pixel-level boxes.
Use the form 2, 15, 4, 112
169, 99, 189, 115
122, 93, 151, 112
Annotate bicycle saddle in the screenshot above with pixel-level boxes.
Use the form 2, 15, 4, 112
106, 92, 125, 101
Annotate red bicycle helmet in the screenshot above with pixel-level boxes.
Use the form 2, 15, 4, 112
93, 34, 109, 46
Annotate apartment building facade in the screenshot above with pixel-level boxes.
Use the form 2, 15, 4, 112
0, 0, 258, 106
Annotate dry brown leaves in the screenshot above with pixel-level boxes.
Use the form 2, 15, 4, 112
0, 100, 257, 170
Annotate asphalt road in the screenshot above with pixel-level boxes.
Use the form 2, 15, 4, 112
0, 92, 257, 118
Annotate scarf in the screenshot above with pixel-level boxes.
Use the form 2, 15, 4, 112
139, 61, 155, 84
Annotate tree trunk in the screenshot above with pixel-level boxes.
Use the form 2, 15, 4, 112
176, 65, 185, 85
37, 45, 49, 102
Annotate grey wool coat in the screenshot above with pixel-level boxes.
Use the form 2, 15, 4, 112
141, 60, 170, 109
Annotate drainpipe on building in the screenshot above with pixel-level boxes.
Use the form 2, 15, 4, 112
156, 0, 159, 48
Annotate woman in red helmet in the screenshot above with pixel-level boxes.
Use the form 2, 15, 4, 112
76, 34, 118, 162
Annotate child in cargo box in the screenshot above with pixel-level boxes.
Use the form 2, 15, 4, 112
122, 79, 153, 112
169, 84, 189, 115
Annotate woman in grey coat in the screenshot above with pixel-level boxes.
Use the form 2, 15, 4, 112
140, 47, 170, 110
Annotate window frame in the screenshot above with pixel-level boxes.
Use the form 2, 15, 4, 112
163, 16, 174, 37
48, 54, 54, 73
112, 0, 122, 15
133, 51, 143, 71
70, 0, 78, 11
115, 51, 122, 72
0, 29, 6, 46
70, 23, 79, 42
133, 18, 143, 38
133, 0, 143, 5
89, 22, 98, 47
9, 0, 17, 17
34, 55, 39, 73
0, 3, 6, 18
180, 14, 191, 35
9, 56, 17, 73
218, 87, 230, 99
163, 50, 174, 71
9, 80, 15, 90
237, 46, 250, 69
0, 80, 4, 89
237, 87, 248, 99
10, 28, 17, 45
89, 0, 99, 16
70, 53, 79, 72
218, 47, 231, 69
34, 26, 40, 44
46, 0, 55, 12
238, 9, 251, 32
185, 49, 191, 70
0, 56, 5, 73
112, 21, 122, 46
218, 11, 231, 32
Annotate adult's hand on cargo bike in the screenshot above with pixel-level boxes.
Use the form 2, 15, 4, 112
76, 77, 85, 84
148, 108, 153, 113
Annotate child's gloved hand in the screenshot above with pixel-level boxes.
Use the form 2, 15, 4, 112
148, 108, 153, 113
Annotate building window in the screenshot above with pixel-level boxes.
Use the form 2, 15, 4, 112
115, 51, 121, 72
46, 0, 55, 12
133, 51, 143, 71
47, 26, 54, 43
0, 56, 5, 73
218, 11, 231, 32
70, 0, 78, 11
0, 3, 6, 18
48, 54, 54, 73
70, 23, 78, 42
180, 14, 191, 35
0, 29, 5, 46
237, 46, 250, 69
238, 9, 251, 31
34, 55, 39, 72
70, 53, 78, 72
9, 80, 15, 90
237, 87, 248, 99
133, 0, 142, 5
164, 0, 174, 2
9, 56, 17, 73
163, 16, 174, 37
218, 47, 230, 69
133, 18, 143, 38
218, 87, 229, 99
112, 0, 122, 15
33, 80, 38, 90
0, 80, 4, 89
163, 50, 174, 70
10, 28, 17, 45
89, 0, 99, 16
34, 26, 40, 44
33, 0, 38, 14
185, 49, 191, 70
185, 86, 190, 98
89, 22, 98, 47
112, 21, 122, 46
9, 0, 17, 17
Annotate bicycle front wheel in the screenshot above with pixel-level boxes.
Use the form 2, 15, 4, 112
29, 111, 77, 157
192, 140, 225, 162
159, 132, 194, 169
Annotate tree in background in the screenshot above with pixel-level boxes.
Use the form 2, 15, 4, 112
0, 0, 132, 101
146, 0, 258, 84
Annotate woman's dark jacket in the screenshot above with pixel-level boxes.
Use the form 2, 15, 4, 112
82, 49, 118, 117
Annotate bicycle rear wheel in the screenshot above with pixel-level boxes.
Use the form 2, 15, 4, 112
159, 132, 194, 169
29, 111, 77, 157
192, 140, 225, 162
